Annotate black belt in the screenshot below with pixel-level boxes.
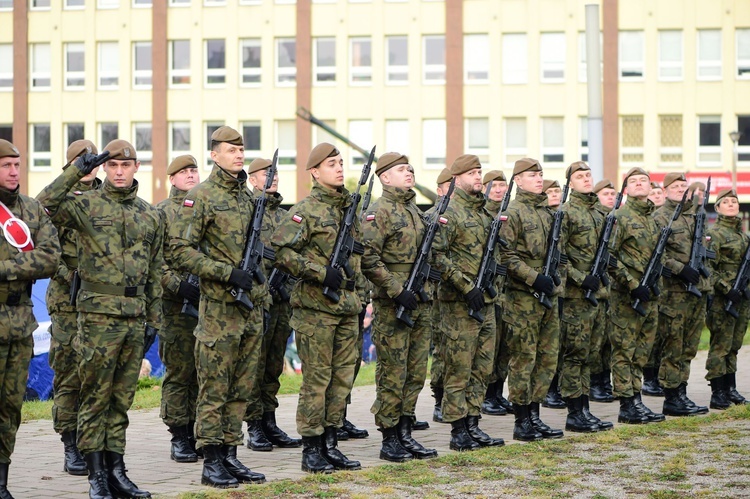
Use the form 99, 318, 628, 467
80, 281, 145, 297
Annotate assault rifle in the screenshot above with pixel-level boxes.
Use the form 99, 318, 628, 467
231, 150, 278, 311
536, 178, 570, 309
359, 173, 375, 218
323, 146, 375, 303
395, 178, 455, 327
584, 180, 626, 306
725, 241, 750, 319
685, 177, 716, 297
180, 273, 200, 318
632, 190, 687, 316
268, 268, 291, 303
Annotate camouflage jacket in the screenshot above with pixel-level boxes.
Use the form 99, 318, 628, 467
707, 215, 749, 296
480, 197, 506, 304
37, 166, 162, 327
562, 190, 608, 301
168, 165, 268, 307
361, 185, 425, 300
485, 199, 502, 217
609, 197, 658, 293
157, 185, 192, 315
252, 187, 294, 301
270, 179, 362, 316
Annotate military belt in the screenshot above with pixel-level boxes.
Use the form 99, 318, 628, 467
526, 259, 544, 267
385, 263, 413, 272
80, 280, 145, 297
0, 292, 29, 306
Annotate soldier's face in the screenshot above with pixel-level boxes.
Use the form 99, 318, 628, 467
170, 167, 200, 192
717, 196, 740, 217
665, 180, 688, 202
248, 169, 279, 194
104, 159, 140, 188
625, 174, 650, 199
598, 187, 616, 208
381, 163, 414, 190
312, 154, 344, 189
0, 156, 21, 191
516, 171, 543, 194
546, 187, 562, 206
486, 180, 507, 202
648, 187, 665, 206
457, 168, 483, 195
212, 142, 245, 176
692, 188, 705, 204
570, 170, 593, 194
436, 180, 454, 198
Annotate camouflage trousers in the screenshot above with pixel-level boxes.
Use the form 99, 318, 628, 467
488, 304, 511, 385
346, 305, 368, 406
439, 301, 496, 422
194, 298, 263, 448
48, 311, 80, 434
429, 301, 444, 391
502, 289, 560, 405
159, 310, 198, 428
0, 335, 32, 463
75, 313, 143, 455
370, 298, 430, 429
291, 308, 358, 437
706, 295, 750, 380
589, 300, 611, 375
607, 289, 658, 398
245, 300, 292, 421
560, 298, 599, 398
646, 318, 665, 370
657, 290, 706, 389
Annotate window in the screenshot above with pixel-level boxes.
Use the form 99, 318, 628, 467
348, 121, 373, 167
276, 120, 296, 167
133, 42, 152, 88
738, 30, 750, 79
385, 120, 409, 154
133, 0, 152, 6
98, 42, 119, 89
31, 43, 51, 90
697, 116, 721, 165
205, 39, 226, 86
465, 118, 489, 164
30, 124, 51, 170
0, 126, 11, 143
205, 122, 222, 168
241, 121, 261, 159
386, 36, 408, 84
621, 116, 644, 164
65, 43, 85, 89
697, 30, 722, 81
540, 32, 565, 82
276, 38, 296, 85
619, 31, 644, 80
240, 39, 261, 86
65, 0, 85, 6
31, 0, 51, 9
169, 0, 190, 5
0, 0, 13, 9
134, 122, 152, 169
314, 38, 336, 84
422, 119, 446, 168
423, 35, 445, 83
170, 40, 191, 87
502, 34, 527, 84
204, 0, 226, 5
659, 115, 683, 165
240, 0, 262, 4
658, 30, 682, 81
100, 122, 119, 147
170, 122, 191, 160
66, 123, 85, 146
504, 118, 527, 166
0, 44, 12, 90
579, 117, 588, 162
350, 38, 372, 85
541, 117, 564, 164
737, 115, 750, 163
464, 34, 489, 83
98, 0, 119, 8
578, 31, 603, 82
312, 119, 338, 146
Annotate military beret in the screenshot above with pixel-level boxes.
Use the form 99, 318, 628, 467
543, 179, 560, 191
307, 142, 340, 170
450, 154, 481, 175
482, 170, 506, 185
103, 139, 137, 161
715, 189, 738, 206
513, 157, 542, 176
593, 179, 615, 193
436, 167, 453, 185
0, 139, 20, 159
663, 172, 687, 188
376, 152, 409, 176
211, 126, 243, 146
65, 140, 98, 167
688, 181, 706, 193
167, 155, 198, 176
565, 161, 589, 179
624, 167, 650, 181
650, 181, 662, 189
247, 157, 272, 175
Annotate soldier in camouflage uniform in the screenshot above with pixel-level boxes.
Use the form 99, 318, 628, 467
0, 140, 60, 499
559, 162, 613, 432
46, 140, 101, 477
38, 139, 161, 499
643, 180, 666, 397
498, 158, 564, 442
156, 155, 201, 463
706, 189, 750, 408
243, 157, 301, 452
607, 167, 665, 425
270, 143, 363, 473
648, 181, 665, 208
653, 173, 709, 416
433, 154, 504, 451
361, 152, 438, 462
168, 127, 266, 488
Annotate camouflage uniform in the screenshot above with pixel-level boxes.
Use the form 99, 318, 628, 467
589, 201, 613, 391
484, 199, 511, 389
37, 165, 163, 455
425, 203, 445, 395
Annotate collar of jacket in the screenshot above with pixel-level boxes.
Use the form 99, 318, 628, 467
311, 178, 351, 208
717, 214, 743, 231
485, 198, 502, 213
663, 196, 694, 214
594, 200, 611, 215
515, 187, 549, 208
76, 177, 102, 193
628, 196, 654, 216
0, 185, 19, 207
570, 189, 598, 208
454, 186, 486, 209
102, 178, 139, 203
169, 184, 188, 203
382, 185, 416, 204
209, 163, 249, 193
252, 187, 284, 209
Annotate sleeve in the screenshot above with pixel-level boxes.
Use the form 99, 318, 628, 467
361, 207, 402, 298
432, 211, 474, 296
159, 207, 184, 295
270, 209, 327, 283
562, 208, 585, 287
498, 209, 539, 287
709, 230, 733, 296
654, 209, 685, 276
609, 215, 638, 291
146, 212, 164, 328
36, 166, 90, 233
0, 201, 61, 281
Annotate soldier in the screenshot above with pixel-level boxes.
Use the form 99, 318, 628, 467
689, 182, 706, 204
0, 139, 60, 499
46, 140, 102, 477
654, 173, 709, 416
499, 158, 564, 442
361, 152, 438, 462
705, 189, 750, 408
168, 126, 266, 488
543, 179, 563, 209
648, 182, 665, 207
270, 142, 363, 473
608, 167, 665, 424
559, 162, 613, 432
243, 157, 301, 452
433, 154, 504, 451
38, 139, 161, 498
156, 155, 201, 462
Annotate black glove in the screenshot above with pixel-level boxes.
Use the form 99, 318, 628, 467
177, 280, 200, 303
531, 274, 555, 296
677, 265, 700, 285
630, 285, 651, 303
394, 289, 418, 311
464, 287, 485, 311
322, 265, 343, 290
726, 288, 743, 304
143, 325, 157, 354
228, 268, 253, 291
74, 151, 110, 175
581, 274, 601, 293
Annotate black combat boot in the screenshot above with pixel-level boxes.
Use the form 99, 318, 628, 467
245, 420, 273, 451
678, 383, 708, 414
379, 426, 413, 463
262, 412, 301, 448
590, 372, 615, 403
725, 373, 749, 405
601, 370, 615, 401
105, 451, 151, 498
581, 395, 613, 430
340, 416, 369, 439
564, 396, 599, 433
323, 426, 361, 470
530, 402, 564, 438
617, 396, 648, 424
168, 425, 198, 462
83, 452, 113, 499
222, 445, 265, 483
512, 404, 543, 441
0, 462, 14, 499
481, 382, 507, 415
201, 445, 238, 488
432, 386, 445, 423
411, 416, 430, 430
662, 387, 698, 416
301, 436, 334, 474
187, 421, 202, 459
496, 379, 514, 414
542, 375, 566, 409
633, 393, 665, 422
449, 418, 480, 451
397, 416, 438, 458
709, 377, 732, 410
641, 367, 664, 396
466, 415, 504, 446
61, 430, 87, 475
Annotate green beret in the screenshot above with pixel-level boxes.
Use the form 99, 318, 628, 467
650, 181, 662, 189
65, 140, 98, 168
211, 126, 243, 146
450, 154, 481, 175
663, 172, 687, 188
436, 168, 453, 185
565, 161, 590, 179
167, 155, 198, 176
482, 170, 506, 185
307, 142, 340, 170
247, 157, 272, 175
543, 179, 560, 191
715, 189, 737, 206
103, 139, 137, 161
594, 179, 615, 193
0, 139, 20, 159
513, 157, 542, 176
624, 167, 650, 181
688, 181, 706, 193
376, 152, 409, 176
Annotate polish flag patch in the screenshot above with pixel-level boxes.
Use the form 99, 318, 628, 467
365, 213, 376, 222
73, 191, 83, 196
705, 236, 711, 242
183, 199, 194, 207
500, 215, 508, 222
292, 214, 303, 224
439, 216, 448, 225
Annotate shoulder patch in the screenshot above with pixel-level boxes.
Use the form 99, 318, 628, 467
292, 214, 303, 224
73, 191, 83, 196
500, 215, 508, 222
183, 199, 194, 207
705, 236, 711, 242
365, 212, 376, 222
439, 216, 448, 225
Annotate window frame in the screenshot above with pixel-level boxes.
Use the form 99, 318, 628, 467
313, 37, 337, 85
618, 30, 644, 81
133, 41, 153, 89
29, 123, 52, 171
169, 39, 191, 88
696, 115, 722, 167
239, 38, 262, 87
385, 35, 408, 85
0, 44, 13, 91
737, 29, 750, 80
539, 32, 566, 83
98, 42, 120, 90
422, 35, 446, 85
463, 34, 489, 84
349, 37, 372, 86
422, 119, 446, 170
204, 39, 227, 87
64, 42, 86, 90
30, 43, 51, 91
504, 117, 528, 168
697, 29, 722, 82
275, 38, 297, 87
540, 117, 565, 166
502, 33, 528, 85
